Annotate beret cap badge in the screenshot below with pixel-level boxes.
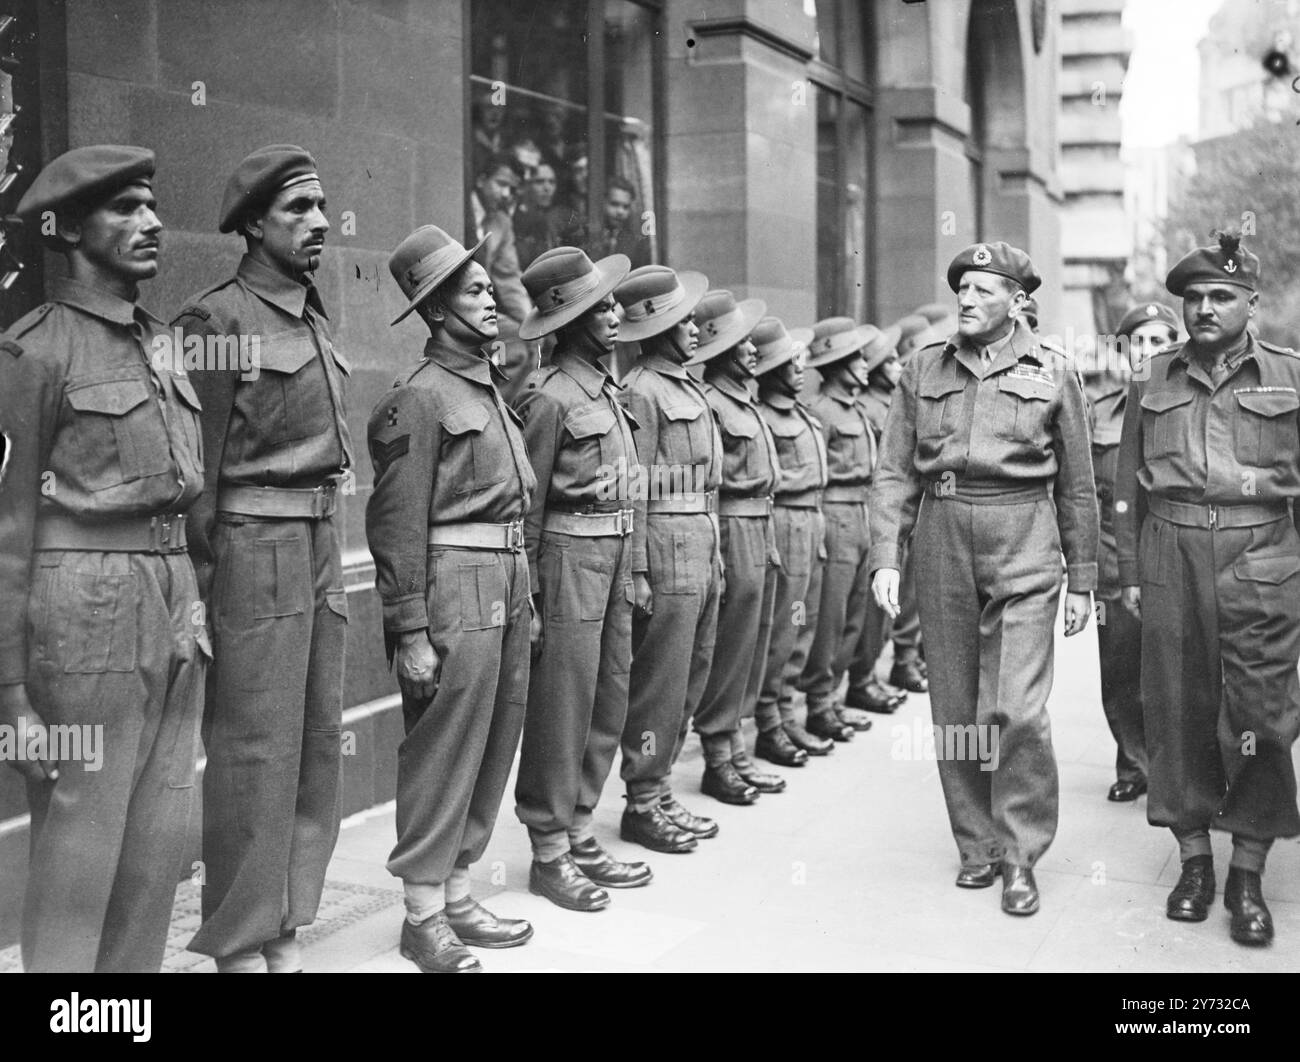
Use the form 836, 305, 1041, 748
972, 245, 992, 266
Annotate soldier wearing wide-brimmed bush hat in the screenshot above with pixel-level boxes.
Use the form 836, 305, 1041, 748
365, 224, 536, 973
680, 291, 795, 806
508, 246, 660, 914
609, 265, 731, 854
793, 317, 881, 744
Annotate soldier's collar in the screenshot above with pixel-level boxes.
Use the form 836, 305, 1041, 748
423, 335, 503, 386
52, 277, 161, 329
553, 347, 614, 398
759, 388, 796, 411
639, 350, 692, 380
236, 253, 329, 320
1178, 329, 1252, 371
707, 372, 754, 404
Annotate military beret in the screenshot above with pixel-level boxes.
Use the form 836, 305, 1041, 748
1165, 231, 1259, 296
946, 241, 1041, 295
1115, 301, 1180, 340
15, 145, 155, 222
218, 144, 319, 234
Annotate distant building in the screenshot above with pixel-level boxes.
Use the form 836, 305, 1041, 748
1058, 0, 1132, 341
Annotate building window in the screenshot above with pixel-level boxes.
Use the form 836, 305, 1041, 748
468, 0, 662, 273
808, 1, 874, 321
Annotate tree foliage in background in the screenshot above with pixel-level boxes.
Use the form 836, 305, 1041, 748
1163, 123, 1300, 348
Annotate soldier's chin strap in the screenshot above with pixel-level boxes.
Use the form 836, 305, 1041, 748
448, 307, 495, 342
667, 334, 692, 364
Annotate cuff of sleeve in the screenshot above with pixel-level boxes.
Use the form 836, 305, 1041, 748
867, 542, 900, 574
1117, 558, 1139, 587
382, 594, 429, 634
1066, 562, 1098, 594
632, 553, 648, 572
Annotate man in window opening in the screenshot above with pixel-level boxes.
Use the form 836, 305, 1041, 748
472, 152, 535, 405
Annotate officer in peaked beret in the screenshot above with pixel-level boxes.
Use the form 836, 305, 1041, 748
176, 144, 351, 973
1115, 231, 1300, 946
869, 241, 1099, 918
1081, 302, 1180, 809
1, 146, 206, 971
367, 225, 537, 972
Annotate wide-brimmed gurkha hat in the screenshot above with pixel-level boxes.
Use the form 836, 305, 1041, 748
806, 316, 879, 369
946, 241, 1041, 295
862, 322, 902, 375
16, 145, 155, 225
1115, 301, 1180, 339
388, 225, 489, 325
520, 246, 631, 340
688, 289, 768, 364
753, 316, 807, 377
219, 144, 319, 234
613, 265, 710, 343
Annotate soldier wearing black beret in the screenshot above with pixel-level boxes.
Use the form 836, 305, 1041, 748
869, 241, 1099, 918
1, 146, 206, 971
1115, 231, 1300, 946
175, 144, 352, 972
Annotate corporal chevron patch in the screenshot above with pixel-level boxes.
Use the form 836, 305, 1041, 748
369, 433, 410, 476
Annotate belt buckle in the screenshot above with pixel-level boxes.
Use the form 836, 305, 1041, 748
618, 509, 634, 536
509, 519, 525, 552
1207, 504, 1218, 529
313, 483, 337, 519
151, 515, 170, 551
705, 491, 717, 514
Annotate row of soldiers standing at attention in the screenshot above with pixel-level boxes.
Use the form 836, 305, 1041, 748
2, 143, 1298, 974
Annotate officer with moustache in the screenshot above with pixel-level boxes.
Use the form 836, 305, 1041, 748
176, 146, 351, 973
1116, 232, 1300, 946
0, 146, 206, 972
870, 242, 1098, 918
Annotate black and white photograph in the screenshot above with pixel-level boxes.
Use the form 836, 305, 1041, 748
0, 0, 1296, 1025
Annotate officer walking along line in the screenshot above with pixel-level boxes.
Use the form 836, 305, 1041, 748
0, 146, 207, 973
365, 224, 537, 974
869, 242, 1099, 918
1115, 231, 1300, 947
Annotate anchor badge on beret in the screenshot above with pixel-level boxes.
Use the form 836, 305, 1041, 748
1146, 305, 1158, 316
972, 244, 992, 266
1223, 259, 1238, 274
